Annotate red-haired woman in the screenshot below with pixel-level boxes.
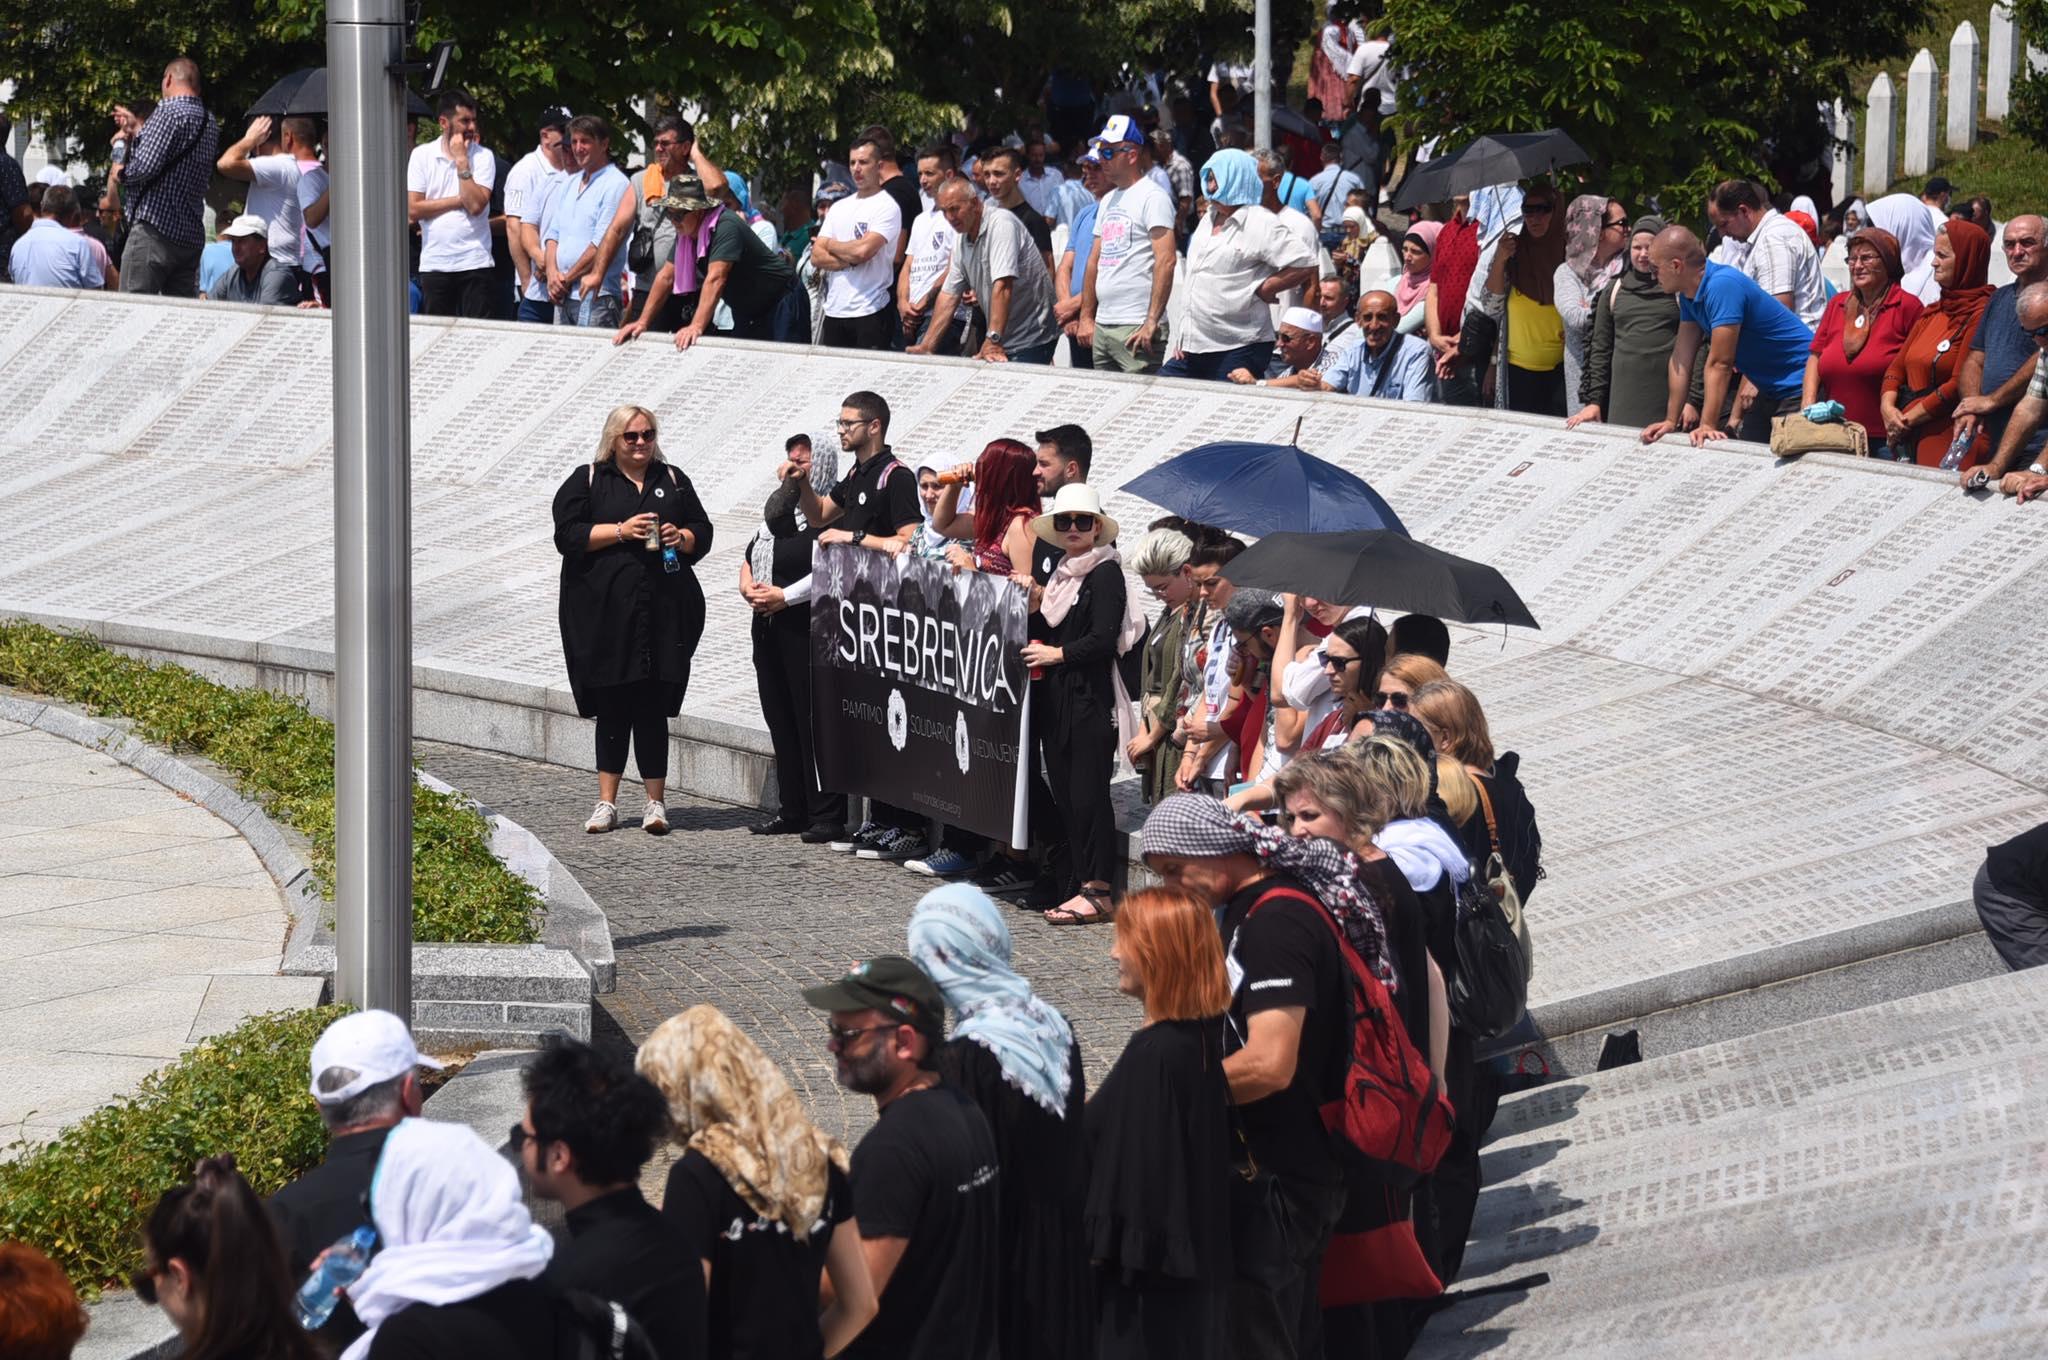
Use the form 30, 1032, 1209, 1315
1083, 886, 1234, 1360
930, 437, 1042, 577
0, 1243, 88, 1360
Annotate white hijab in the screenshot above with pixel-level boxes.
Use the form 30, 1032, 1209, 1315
338, 1118, 556, 1360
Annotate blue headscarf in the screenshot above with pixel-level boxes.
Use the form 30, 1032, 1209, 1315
1200, 148, 1262, 208
907, 884, 1075, 1117
723, 171, 753, 215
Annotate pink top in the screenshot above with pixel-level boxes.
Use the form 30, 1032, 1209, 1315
1808, 285, 1922, 434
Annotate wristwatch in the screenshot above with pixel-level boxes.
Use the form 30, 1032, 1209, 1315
2030, 462, 2046, 476
457, 168, 473, 181
852, 530, 867, 545
985, 331, 1005, 348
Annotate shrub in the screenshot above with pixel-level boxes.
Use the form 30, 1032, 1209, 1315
0, 622, 541, 944
0, 1006, 350, 1296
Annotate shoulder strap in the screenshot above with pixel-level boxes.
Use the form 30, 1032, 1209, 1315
1471, 775, 1501, 854
1608, 279, 1622, 311
586, 463, 594, 486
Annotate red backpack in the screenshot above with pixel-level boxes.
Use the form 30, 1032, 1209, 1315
1249, 887, 1455, 1180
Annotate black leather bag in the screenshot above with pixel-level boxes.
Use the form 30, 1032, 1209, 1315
1445, 872, 1528, 1041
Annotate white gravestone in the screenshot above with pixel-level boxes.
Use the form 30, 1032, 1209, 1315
1903, 49, 1939, 177
1948, 21, 1980, 151
1987, 3, 2017, 120
1830, 100, 1854, 207
1863, 72, 1896, 196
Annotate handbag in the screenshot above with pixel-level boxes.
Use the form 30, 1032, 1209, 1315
1471, 777, 1534, 983
1445, 869, 1529, 1041
1769, 413, 1870, 458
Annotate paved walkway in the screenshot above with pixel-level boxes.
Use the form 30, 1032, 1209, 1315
0, 720, 319, 1152
421, 742, 1144, 1144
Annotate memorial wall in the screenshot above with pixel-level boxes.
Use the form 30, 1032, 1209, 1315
2, 287, 2044, 1040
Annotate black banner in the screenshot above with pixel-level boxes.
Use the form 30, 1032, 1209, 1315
809, 543, 1031, 844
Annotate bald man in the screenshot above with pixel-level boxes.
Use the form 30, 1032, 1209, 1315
1641, 225, 1813, 447
1321, 289, 1435, 401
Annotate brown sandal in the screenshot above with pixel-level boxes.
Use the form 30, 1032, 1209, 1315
1045, 885, 1116, 926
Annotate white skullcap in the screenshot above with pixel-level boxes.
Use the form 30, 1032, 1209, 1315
1280, 306, 1325, 335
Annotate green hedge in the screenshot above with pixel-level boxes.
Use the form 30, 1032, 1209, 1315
0, 622, 541, 944
0, 1006, 349, 1296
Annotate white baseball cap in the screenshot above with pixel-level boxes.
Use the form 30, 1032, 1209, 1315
221, 212, 269, 239
1281, 306, 1325, 335
308, 1009, 442, 1104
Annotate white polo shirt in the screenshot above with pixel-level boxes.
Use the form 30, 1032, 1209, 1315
1180, 204, 1317, 352
406, 139, 498, 274
241, 152, 303, 267
819, 189, 903, 320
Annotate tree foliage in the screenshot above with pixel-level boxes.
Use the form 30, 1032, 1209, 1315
2010, 0, 2048, 153
1386, 0, 1936, 215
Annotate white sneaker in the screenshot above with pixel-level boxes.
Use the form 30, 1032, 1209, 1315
585, 800, 618, 833
642, 800, 669, 835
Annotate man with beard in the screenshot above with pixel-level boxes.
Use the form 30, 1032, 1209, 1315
803, 957, 1000, 1360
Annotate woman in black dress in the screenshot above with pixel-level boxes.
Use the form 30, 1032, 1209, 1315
552, 404, 712, 836
906, 883, 1091, 1360
639, 1004, 879, 1359
1085, 884, 1234, 1360
1020, 483, 1146, 924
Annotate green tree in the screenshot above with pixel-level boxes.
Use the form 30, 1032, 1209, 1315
1386, 0, 1935, 213
2010, 0, 2048, 153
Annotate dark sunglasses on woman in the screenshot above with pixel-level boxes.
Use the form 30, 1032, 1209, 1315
1052, 512, 1096, 532
1373, 690, 1410, 709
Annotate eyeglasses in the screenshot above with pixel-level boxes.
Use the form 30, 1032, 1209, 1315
2026, 321, 2048, 340
835, 417, 875, 429
653, 138, 680, 150
1602, 219, 1628, 232
825, 1021, 899, 1046
1373, 690, 1411, 709
507, 1121, 546, 1153
1052, 512, 1097, 532
1523, 203, 1555, 216
620, 430, 656, 444
1317, 649, 1361, 671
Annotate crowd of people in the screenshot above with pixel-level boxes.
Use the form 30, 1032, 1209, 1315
9, 53, 2045, 497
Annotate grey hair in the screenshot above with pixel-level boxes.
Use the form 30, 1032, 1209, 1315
316, 1069, 408, 1131
1253, 147, 1289, 177
2018, 281, 2048, 319
1128, 527, 1194, 577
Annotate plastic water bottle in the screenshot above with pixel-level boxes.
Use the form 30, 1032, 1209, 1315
1938, 424, 1974, 471
1802, 400, 1845, 424
295, 1225, 376, 1329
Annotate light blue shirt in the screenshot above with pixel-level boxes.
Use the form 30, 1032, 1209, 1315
519, 170, 570, 304
1049, 178, 1095, 233
544, 163, 630, 299
1322, 330, 1435, 401
1064, 200, 1099, 299
1306, 165, 1365, 218
198, 239, 235, 295
9, 219, 103, 289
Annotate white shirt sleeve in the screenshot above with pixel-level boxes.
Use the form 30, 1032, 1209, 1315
1282, 654, 1329, 710
782, 575, 813, 606
405, 145, 428, 194
470, 147, 497, 191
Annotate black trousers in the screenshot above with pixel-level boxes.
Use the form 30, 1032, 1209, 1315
1230, 1176, 1346, 1360
419, 266, 500, 318
820, 308, 894, 350
592, 679, 670, 782
754, 616, 838, 828
1041, 683, 1116, 889
1505, 362, 1566, 417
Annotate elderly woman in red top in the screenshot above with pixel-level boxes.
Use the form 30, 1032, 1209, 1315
1882, 218, 1996, 466
1801, 227, 1922, 440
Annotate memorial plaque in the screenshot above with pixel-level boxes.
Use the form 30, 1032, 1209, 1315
0, 292, 75, 371
127, 311, 336, 470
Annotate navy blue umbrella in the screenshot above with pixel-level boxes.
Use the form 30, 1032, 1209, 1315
1121, 440, 1408, 538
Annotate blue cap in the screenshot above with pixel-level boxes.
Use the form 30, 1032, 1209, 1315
1093, 114, 1147, 148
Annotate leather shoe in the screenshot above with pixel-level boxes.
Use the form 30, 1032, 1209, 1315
799, 823, 846, 844
749, 816, 803, 836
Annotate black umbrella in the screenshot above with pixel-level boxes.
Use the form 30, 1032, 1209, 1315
1223, 530, 1539, 629
247, 68, 433, 119
1391, 129, 1590, 211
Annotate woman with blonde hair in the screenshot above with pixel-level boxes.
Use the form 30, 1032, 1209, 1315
1127, 526, 1199, 806
1409, 678, 1542, 902
552, 404, 714, 835
1084, 886, 1235, 1359
639, 1005, 878, 1358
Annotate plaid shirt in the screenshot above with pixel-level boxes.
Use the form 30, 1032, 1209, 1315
123, 95, 219, 244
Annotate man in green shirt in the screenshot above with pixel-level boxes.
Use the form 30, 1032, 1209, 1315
614, 172, 795, 348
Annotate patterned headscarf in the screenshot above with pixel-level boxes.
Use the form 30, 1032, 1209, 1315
637, 1004, 848, 1241
1564, 194, 1626, 291
1138, 793, 1394, 987
907, 884, 1075, 1117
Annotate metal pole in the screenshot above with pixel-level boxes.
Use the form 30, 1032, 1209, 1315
1253, 0, 1273, 150
329, 0, 414, 1015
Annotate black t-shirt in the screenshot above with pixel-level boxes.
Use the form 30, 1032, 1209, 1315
827, 447, 922, 539
1987, 821, 2048, 904
881, 173, 923, 255
367, 1277, 563, 1360
268, 1125, 390, 1352
699, 210, 796, 319
999, 200, 1054, 260
662, 1149, 852, 1360
843, 1082, 1001, 1360
545, 1187, 704, 1360
1220, 873, 1346, 1188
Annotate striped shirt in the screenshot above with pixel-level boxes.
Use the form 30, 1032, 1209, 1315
1740, 209, 1826, 328
123, 95, 219, 244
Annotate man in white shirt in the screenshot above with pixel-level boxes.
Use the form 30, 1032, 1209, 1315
503, 106, 572, 324
1161, 151, 1318, 382
810, 137, 903, 350
898, 146, 965, 354
281, 118, 330, 305
407, 88, 499, 317
1344, 30, 1398, 117
1711, 179, 1825, 327
1256, 148, 1320, 324
1016, 133, 1065, 218
215, 114, 302, 276
1082, 114, 1177, 373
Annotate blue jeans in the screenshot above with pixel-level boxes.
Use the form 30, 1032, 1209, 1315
557, 291, 622, 328
1159, 340, 1275, 382
517, 295, 555, 324
1008, 338, 1058, 365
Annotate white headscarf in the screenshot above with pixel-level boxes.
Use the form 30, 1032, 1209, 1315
1789, 194, 1819, 221
1864, 192, 1936, 276
338, 1119, 555, 1360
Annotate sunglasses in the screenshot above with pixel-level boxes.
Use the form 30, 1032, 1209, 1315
825, 1020, 899, 1045
1052, 512, 1097, 532
1523, 202, 1555, 216
131, 1263, 163, 1304
620, 430, 656, 444
1373, 690, 1411, 709
2026, 321, 2048, 340
507, 1121, 550, 1154
1317, 649, 1362, 671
